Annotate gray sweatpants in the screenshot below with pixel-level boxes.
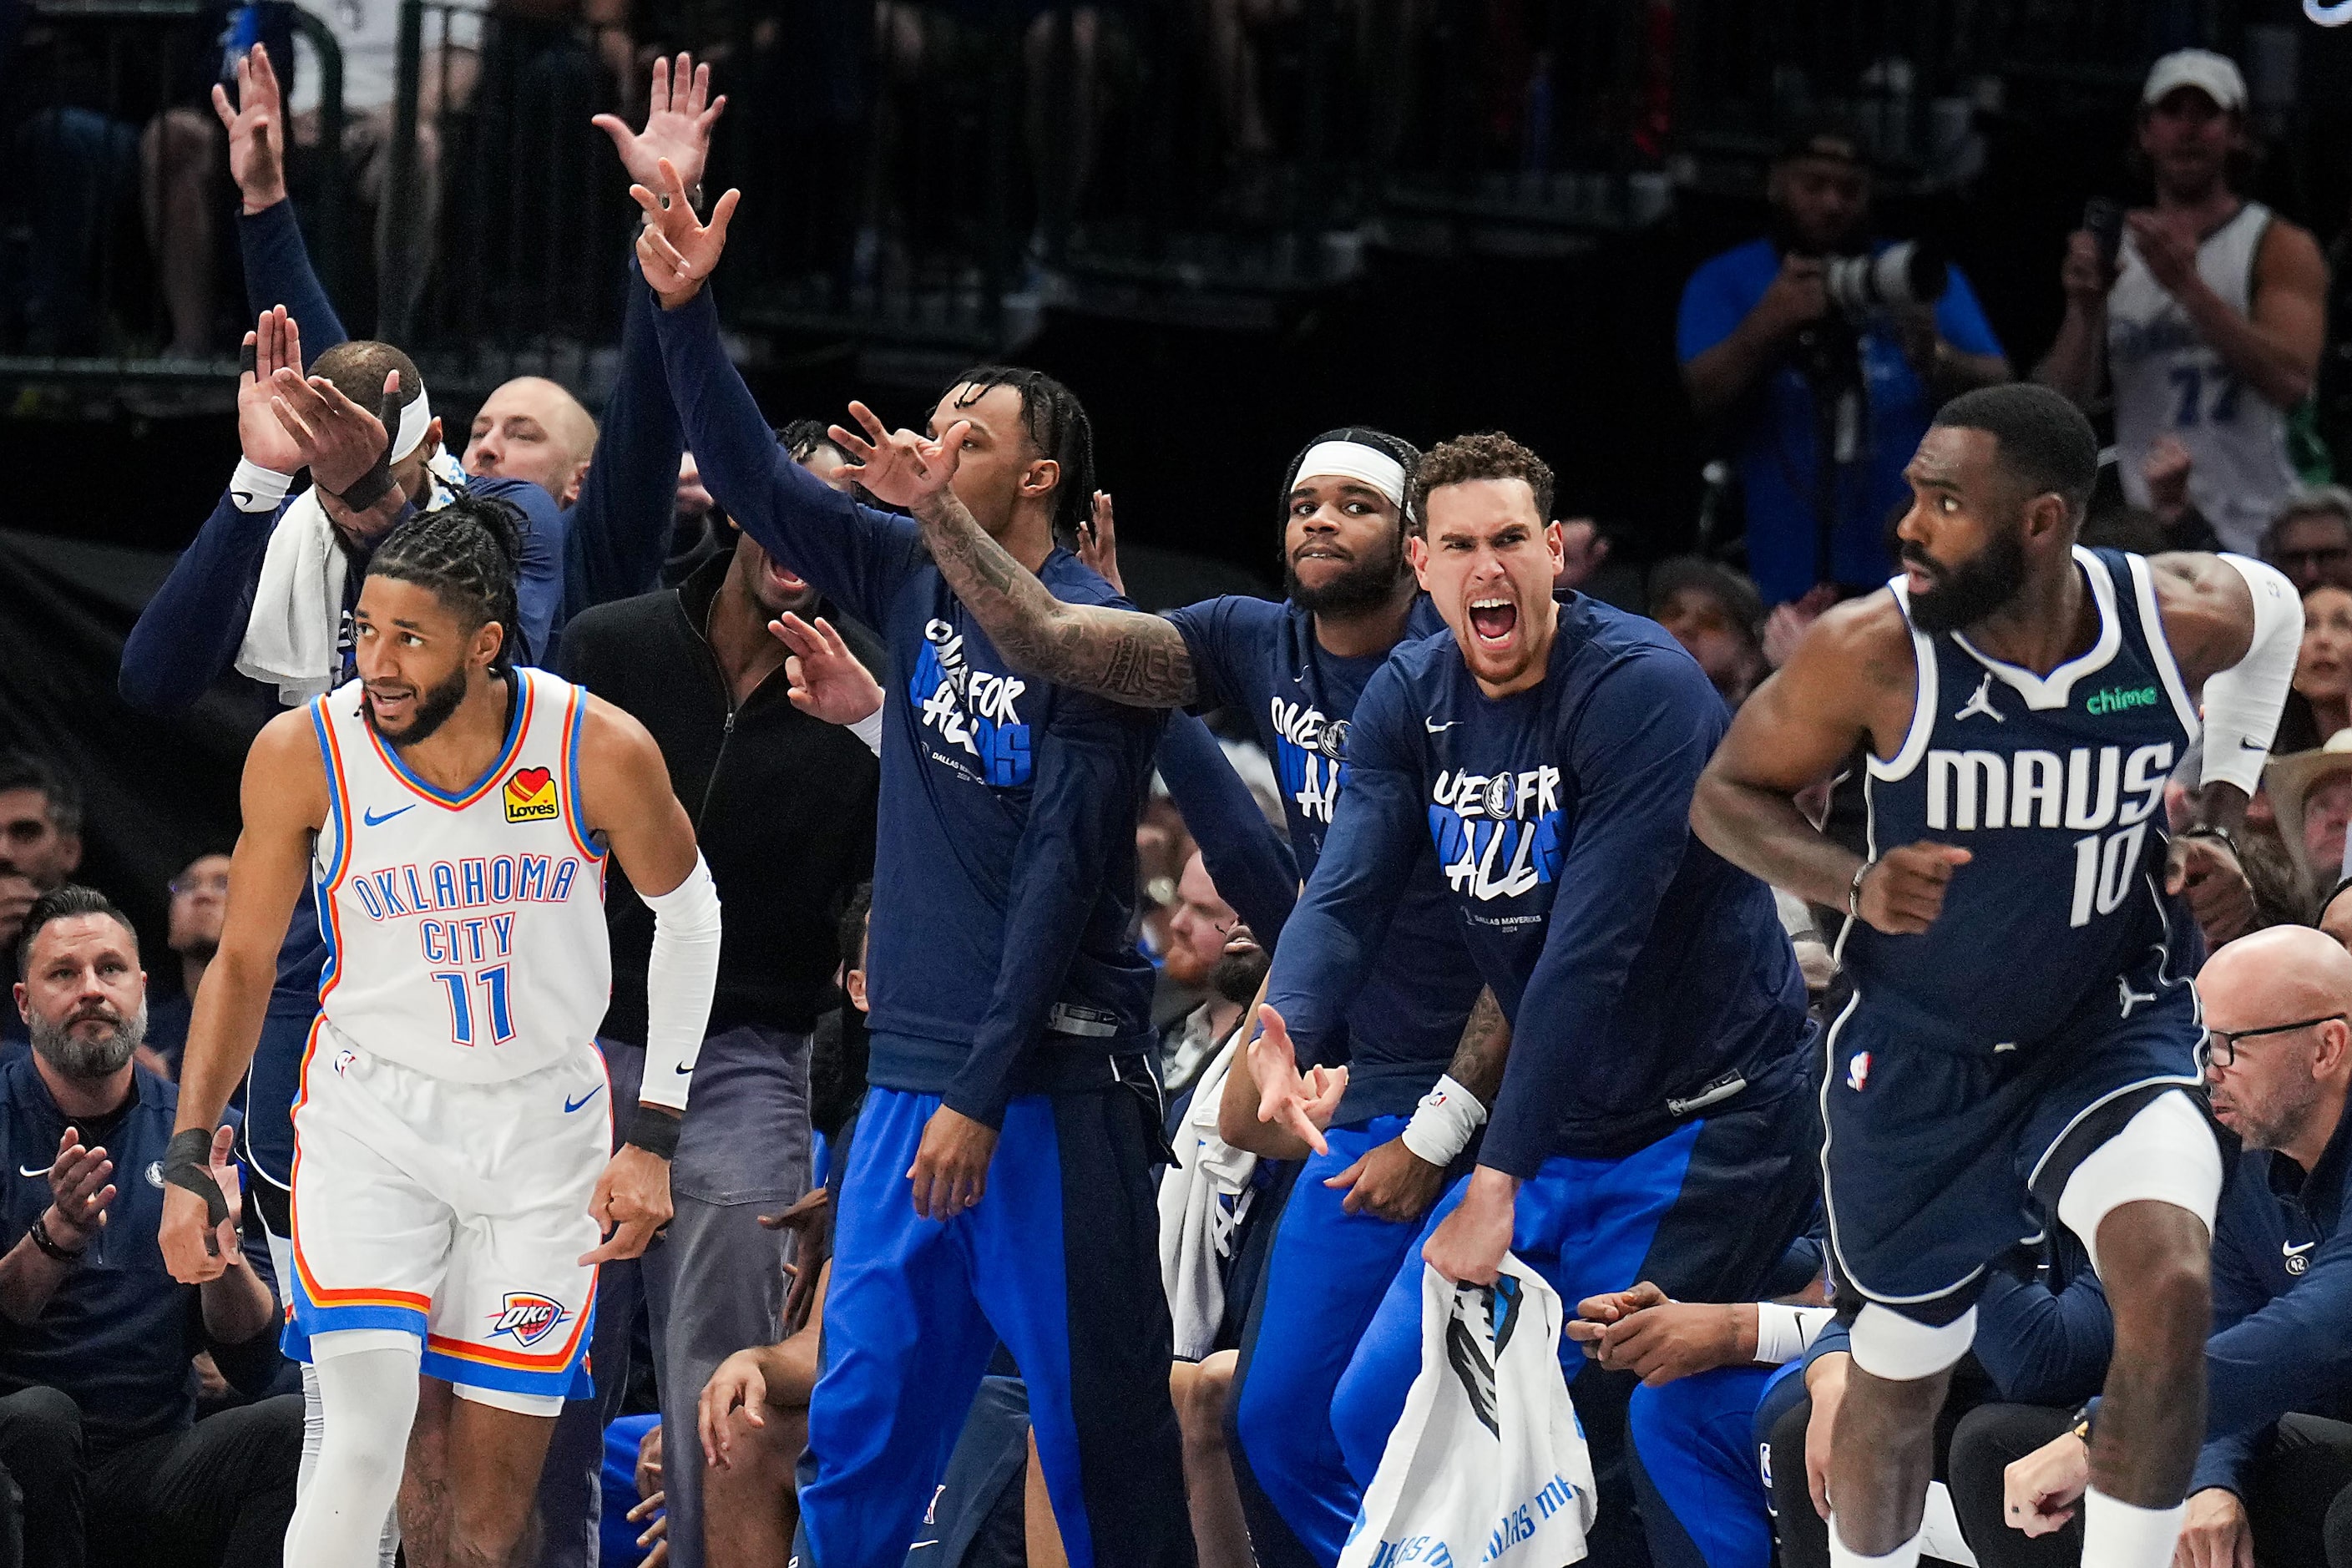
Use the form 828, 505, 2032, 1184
536, 1025, 813, 1568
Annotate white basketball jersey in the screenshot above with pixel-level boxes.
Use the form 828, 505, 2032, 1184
307, 667, 611, 1083
2109, 201, 2296, 555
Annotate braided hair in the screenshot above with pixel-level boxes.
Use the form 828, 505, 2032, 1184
365, 492, 529, 670
943, 367, 1096, 542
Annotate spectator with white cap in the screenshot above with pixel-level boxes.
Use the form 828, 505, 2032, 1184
2038, 48, 2329, 556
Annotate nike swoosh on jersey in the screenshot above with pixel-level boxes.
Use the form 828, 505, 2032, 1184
675, 1063, 694, 1075
362, 805, 417, 827
1424, 718, 1459, 732
18, 1165, 51, 1178
564, 1086, 604, 1114
2284, 1240, 2319, 1257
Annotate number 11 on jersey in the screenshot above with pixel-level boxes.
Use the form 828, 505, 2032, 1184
432, 965, 517, 1047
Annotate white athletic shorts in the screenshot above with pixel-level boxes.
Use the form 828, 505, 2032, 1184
284, 1022, 609, 1412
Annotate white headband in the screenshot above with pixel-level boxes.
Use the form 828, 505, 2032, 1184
390, 385, 434, 463
1293, 440, 1406, 509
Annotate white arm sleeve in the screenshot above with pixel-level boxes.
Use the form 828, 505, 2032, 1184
2197, 554, 2304, 797
635, 854, 722, 1112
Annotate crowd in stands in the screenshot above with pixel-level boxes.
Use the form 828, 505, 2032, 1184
8, 21, 2352, 1568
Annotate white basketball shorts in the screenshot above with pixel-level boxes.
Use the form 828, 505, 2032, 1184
283, 1021, 611, 1413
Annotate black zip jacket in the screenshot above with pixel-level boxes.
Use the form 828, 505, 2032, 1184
556, 551, 883, 1043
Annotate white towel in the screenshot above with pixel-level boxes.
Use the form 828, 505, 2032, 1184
1156, 1026, 1257, 1361
236, 448, 464, 705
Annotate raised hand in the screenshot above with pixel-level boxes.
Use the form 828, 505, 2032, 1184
211, 43, 287, 213
827, 401, 968, 513
269, 365, 398, 497
630, 157, 741, 308
594, 52, 727, 197
238, 306, 306, 476
1078, 490, 1123, 594
770, 613, 884, 728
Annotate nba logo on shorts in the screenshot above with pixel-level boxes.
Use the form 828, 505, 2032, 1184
488, 1291, 569, 1348
1846, 1051, 1872, 1093
503, 766, 559, 824
334, 1048, 357, 1077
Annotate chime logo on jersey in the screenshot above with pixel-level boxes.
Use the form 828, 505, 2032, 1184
503, 766, 559, 824
1269, 696, 1348, 824
909, 620, 1031, 787
1427, 766, 1565, 901
487, 1291, 569, 1348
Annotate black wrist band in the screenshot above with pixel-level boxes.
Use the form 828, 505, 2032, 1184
625, 1107, 681, 1160
331, 459, 398, 513
162, 1127, 230, 1229
30, 1213, 84, 1263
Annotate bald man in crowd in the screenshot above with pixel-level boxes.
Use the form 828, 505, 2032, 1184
2005, 926, 2352, 1567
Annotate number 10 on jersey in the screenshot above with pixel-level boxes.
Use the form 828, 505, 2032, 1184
433, 965, 516, 1046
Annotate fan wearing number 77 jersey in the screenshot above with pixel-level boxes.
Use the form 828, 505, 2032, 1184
1691, 385, 2298, 1568
158, 493, 721, 1568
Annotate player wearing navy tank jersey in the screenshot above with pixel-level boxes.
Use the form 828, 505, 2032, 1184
838, 415, 1503, 1567
635, 164, 1191, 1568
1218, 432, 1819, 1566
1693, 385, 2301, 1568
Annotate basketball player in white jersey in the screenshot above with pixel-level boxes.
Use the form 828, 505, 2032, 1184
157, 493, 723, 1566
2037, 48, 2326, 555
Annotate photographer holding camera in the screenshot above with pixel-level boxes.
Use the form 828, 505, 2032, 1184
2037, 50, 2327, 558
1678, 119, 2010, 605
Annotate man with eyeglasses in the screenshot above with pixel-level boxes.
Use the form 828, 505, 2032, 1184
144, 855, 230, 1081
2001, 925, 2352, 1568
2263, 489, 2352, 596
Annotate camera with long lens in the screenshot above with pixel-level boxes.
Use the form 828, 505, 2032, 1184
1822, 240, 1948, 318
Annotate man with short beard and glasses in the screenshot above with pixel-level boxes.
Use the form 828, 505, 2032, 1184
0, 885, 300, 1568
826, 412, 1504, 1568
2000, 926, 2352, 1568
1692, 383, 2299, 1568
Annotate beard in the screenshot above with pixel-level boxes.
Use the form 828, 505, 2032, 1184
30, 1002, 145, 1080
1209, 944, 1270, 1005
1285, 536, 1406, 618
1904, 529, 2028, 635
364, 663, 471, 746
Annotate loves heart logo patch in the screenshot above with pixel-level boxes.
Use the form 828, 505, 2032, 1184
504, 766, 559, 824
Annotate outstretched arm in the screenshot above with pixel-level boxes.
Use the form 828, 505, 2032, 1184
162, 710, 327, 1282
825, 403, 1199, 707
579, 696, 717, 1264
218, 44, 346, 356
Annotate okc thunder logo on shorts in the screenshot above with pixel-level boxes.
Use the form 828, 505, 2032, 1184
487, 1291, 570, 1348
503, 766, 559, 823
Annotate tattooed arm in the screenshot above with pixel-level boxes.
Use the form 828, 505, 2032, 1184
826, 401, 1199, 708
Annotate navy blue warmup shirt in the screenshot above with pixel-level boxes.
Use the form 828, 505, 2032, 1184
0, 1057, 280, 1454
1261, 597, 1808, 1176
1165, 594, 1484, 1120
2195, 1102, 2352, 1495
654, 289, 1165, 1125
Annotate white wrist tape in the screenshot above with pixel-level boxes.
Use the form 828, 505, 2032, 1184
229, 458, 296, 513
850, 707, 884, 756
2199, 554, 2303, 795
1400, 1074, 1488, 1166
1754, 1302, 1836, 1365
636, 853, 721, 1111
